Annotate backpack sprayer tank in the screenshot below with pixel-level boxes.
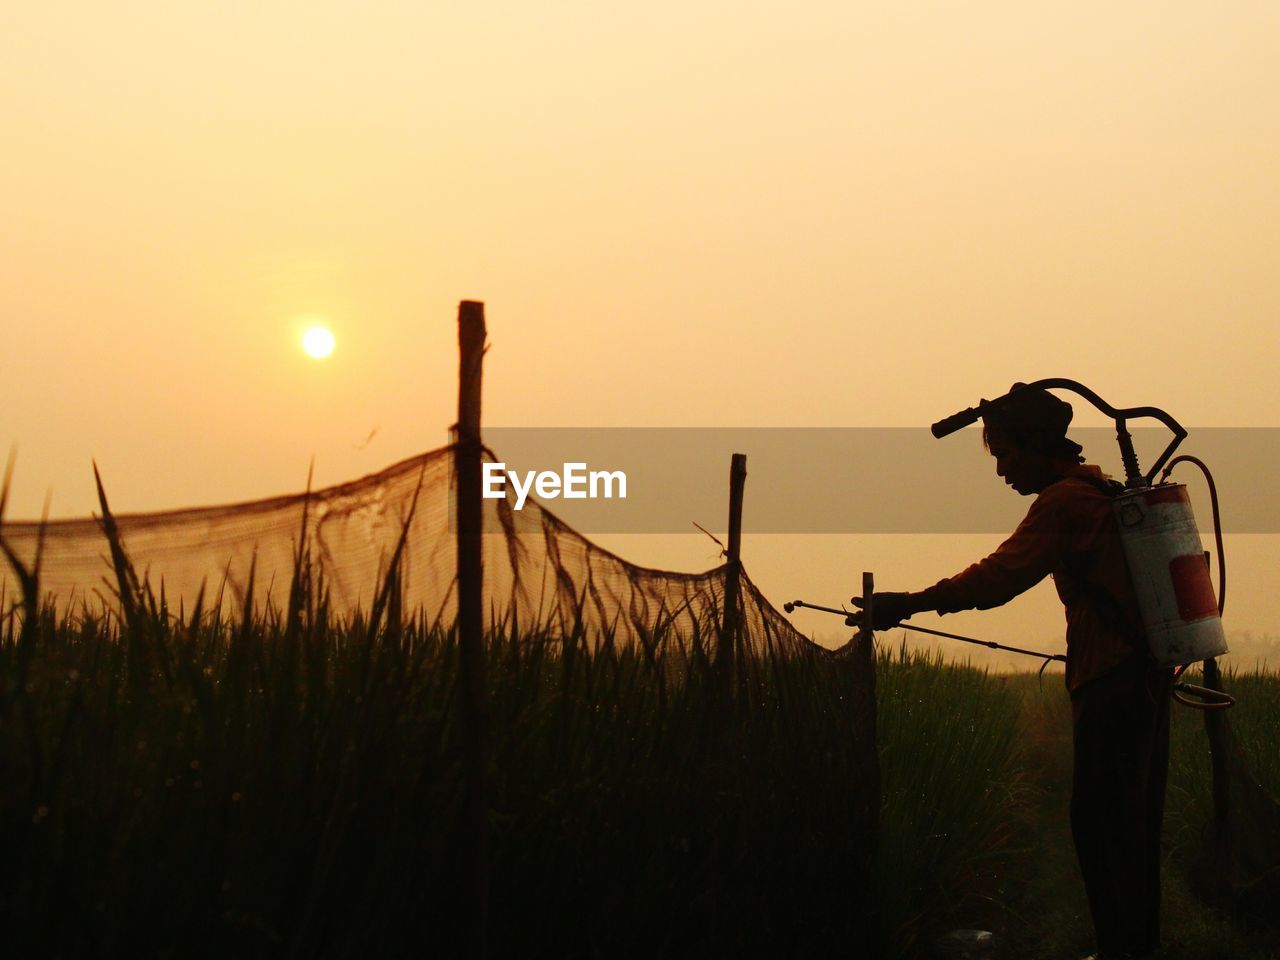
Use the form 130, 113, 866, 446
932, 378, 1228, 670
1112, 485, 1227, 667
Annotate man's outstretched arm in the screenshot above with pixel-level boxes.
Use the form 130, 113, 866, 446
854, 488, 1071, 630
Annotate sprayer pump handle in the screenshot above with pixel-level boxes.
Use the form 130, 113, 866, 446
931, 406, 982, 438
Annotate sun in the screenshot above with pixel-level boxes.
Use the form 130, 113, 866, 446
302, 325, 336, 359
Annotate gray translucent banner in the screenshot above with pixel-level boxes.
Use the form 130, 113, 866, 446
477, 428, 1279, 534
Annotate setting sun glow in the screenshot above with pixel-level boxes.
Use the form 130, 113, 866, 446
301, 326, 336, 360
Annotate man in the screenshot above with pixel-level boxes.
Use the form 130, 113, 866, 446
857, 383, 1173, 960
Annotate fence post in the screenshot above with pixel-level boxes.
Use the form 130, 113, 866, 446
860, 572, 874, 647
856, 572, 881, 866
456, 300, 489, 959
721, 453, 747, 676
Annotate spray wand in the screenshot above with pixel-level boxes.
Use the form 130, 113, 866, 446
783, 598, 1066, 676
784, 597, 1232, 706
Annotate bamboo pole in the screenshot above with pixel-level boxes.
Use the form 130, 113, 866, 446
721, 453, 747, 674
456, 300, 489, 959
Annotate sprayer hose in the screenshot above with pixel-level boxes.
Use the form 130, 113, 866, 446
1161, 454, 1226, 617
1161, 455, 1231, 711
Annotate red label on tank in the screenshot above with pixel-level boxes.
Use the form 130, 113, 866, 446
1169, 554, 1218, 621
1145, 486, 1190, 506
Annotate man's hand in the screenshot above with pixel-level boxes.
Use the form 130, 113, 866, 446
850, 592, 915, 632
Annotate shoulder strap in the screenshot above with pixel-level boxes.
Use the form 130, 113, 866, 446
1057, 475, 1151, 656
1069, 472, 1126, 498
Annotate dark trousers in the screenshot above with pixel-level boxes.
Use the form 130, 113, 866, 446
1070, 659, 1174, 958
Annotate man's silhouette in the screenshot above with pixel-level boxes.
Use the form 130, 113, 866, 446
858, 384, 1173, 960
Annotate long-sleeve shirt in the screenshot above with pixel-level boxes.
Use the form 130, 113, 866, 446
913, 463, 1147, 694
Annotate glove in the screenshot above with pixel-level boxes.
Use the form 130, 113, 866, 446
849, 592, 914, 632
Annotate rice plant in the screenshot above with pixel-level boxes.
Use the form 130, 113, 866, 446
0, 582, 1041, 959
0, 474, 1028, 956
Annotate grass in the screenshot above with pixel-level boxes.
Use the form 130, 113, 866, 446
872, 646, 1026, 957
1166, 664, 1280, 834
0, 588, 1035, 958
7, 480, 1269, 957
6, 589, 1275, 958
0, 468, 1033, 957
994, 667, 1280, 960
1164, 663, 1280, 956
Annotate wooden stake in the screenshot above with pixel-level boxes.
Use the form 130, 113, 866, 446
456, 299, 489, 959
721, 453, 747, 675
861, 572, 874, 641
856, 571, 881, 866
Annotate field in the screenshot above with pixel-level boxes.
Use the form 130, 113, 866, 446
987, 668, 1279, 960
1, 602, 1276, 958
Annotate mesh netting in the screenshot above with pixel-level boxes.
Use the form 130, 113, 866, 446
0, 445, 813, 658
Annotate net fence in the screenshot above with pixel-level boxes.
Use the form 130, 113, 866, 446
0, 445, 818, 660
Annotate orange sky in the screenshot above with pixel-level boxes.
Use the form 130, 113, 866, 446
3, 2, 1277, 663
